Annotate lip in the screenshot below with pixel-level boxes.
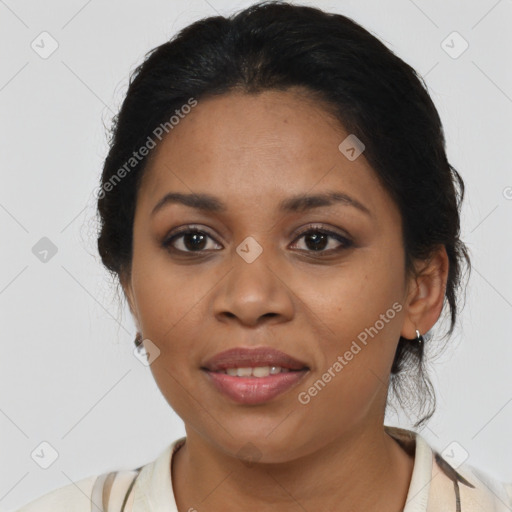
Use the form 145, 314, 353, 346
201, 346, 310, 372
202, 369, 309, 404
200, 346, 310, 405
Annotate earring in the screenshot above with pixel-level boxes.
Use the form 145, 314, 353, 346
134, 332, 143, 348
414, 329, 424, 344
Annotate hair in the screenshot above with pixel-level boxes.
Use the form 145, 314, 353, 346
96, 0, 471, 429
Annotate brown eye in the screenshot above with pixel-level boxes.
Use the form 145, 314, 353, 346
291, 226, 353, 254
162, 226, 222, 253
161, 224, 353, 257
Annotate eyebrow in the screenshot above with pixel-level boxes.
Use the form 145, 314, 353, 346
151, 191, 372, 217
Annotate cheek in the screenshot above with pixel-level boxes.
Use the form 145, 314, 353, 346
296, 249, 404, 387
295, 357, 386, 448
297, 252, 403, 337
140, 281, 194, 362
130, 238, 211, 340
296, 288, 402, 436
132, 265, 209, 418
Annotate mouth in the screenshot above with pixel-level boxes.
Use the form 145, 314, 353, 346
201, 367, 309, 405
201, 346, 310, 404
204, 365, 308, 376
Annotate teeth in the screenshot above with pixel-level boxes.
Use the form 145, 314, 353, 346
222, 366, 291, 377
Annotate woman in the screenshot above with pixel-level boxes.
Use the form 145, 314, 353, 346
15, 1, 511, 511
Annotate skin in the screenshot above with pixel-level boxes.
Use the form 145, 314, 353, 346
121, 88, 449, 511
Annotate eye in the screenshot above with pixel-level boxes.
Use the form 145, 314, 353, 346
161, 224, 353, 256
290, 225, 353, 254
162, 225, 222, 254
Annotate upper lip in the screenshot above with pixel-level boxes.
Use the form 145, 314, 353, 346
202, 347, 310, 372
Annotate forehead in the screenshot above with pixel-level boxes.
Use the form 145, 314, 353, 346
138, 89, 388, 215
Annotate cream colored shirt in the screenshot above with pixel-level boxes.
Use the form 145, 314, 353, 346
14, 426, 512, 511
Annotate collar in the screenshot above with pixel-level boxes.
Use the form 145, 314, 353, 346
385, 426, 433, 511
132, 436, 184, 511
130, 427, 477, 512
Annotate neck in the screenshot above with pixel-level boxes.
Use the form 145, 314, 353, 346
171, 422, 415, 512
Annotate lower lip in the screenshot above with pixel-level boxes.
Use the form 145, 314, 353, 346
202, 369, 309, 405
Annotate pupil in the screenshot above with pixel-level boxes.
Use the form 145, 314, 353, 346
306, 232, 327, 251
181, 231, 329, 252
185, 232, 206, 251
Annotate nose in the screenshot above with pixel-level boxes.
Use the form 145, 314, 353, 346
211, 245, 295, 328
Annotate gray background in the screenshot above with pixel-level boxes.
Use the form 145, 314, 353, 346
1, 0, 511, 509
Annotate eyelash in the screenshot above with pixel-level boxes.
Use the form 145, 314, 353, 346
161, 224, 353, 257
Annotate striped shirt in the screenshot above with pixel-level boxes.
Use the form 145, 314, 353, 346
14, 426, 512, 511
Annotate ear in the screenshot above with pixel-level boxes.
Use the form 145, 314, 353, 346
401, 245, 449, 339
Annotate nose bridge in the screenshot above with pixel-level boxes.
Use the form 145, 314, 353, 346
212, 235, 294, 325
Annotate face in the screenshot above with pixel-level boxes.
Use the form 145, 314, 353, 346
122, 89, 425, 463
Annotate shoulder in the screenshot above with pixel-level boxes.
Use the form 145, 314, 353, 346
458, 461, 512, 511
387, 426, 512, 512
13, 470, 141, 512
430, 451, 512, 511
13, 438, 185, 512
13, 475, 97, 512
